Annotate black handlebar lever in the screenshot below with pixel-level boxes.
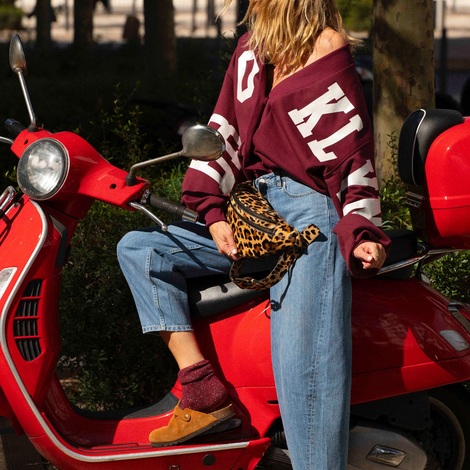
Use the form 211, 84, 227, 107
148, 194, 198, 223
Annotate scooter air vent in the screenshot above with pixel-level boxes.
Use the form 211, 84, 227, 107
13, 279, 42, 361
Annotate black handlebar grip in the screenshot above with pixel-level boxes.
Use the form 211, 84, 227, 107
149, 194, 198, 222
5, 119, 26, 138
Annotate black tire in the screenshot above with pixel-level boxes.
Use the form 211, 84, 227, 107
428, 385, 470, 469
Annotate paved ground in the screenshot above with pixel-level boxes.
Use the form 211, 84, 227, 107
0, 417, 45, 469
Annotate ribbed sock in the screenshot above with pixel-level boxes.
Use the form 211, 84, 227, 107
178, 359, 228, 412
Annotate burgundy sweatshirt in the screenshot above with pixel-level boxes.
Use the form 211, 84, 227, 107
182, 34, 391, 277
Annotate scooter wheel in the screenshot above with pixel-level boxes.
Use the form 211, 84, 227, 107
428, 385, 470, 470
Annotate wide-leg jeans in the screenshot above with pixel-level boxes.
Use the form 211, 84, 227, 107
117, 172, 352, 470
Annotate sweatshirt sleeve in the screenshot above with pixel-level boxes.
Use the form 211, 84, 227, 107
325, 139, 391, 278
181, 54, 244, 226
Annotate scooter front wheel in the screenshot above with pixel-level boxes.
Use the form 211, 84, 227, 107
427, 385, 470, 470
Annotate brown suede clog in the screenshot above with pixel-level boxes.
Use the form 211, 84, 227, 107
149, 403, 235, 447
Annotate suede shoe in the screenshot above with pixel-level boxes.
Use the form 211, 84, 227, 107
149, 403, 235, 447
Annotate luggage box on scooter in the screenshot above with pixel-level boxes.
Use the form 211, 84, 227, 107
399, 109, 470, 249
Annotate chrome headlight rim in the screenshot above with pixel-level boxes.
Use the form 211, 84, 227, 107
17, 138, 69, 201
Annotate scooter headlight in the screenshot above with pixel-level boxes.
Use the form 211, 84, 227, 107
17, 139, 69, 200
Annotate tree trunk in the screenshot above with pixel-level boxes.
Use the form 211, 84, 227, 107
35, 0, 52, 52
74, 0, 94, 50
236, 0, 249, 38
373, 0, 435, 182
143, 0, 176, 93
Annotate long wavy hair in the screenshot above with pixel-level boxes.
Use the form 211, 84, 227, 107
222, 0, 356, 75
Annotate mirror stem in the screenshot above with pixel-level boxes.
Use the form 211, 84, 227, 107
126, 151, 182, 186
16, 70, 37, 131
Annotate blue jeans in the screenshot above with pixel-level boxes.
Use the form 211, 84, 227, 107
117, 173, 352, 470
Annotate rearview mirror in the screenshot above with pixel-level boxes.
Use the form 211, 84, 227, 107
180, 124, 225, 161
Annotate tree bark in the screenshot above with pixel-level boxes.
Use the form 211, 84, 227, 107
35, 0, 52, 53
373, 0, 435, 182
143, 0, 176, 93
236, 0, 249, 38
74, 0, 94, 50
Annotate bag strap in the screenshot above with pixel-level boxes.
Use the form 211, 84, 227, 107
229, 223, 320, 291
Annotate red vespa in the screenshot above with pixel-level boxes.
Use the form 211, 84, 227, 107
2, 34, 470, 469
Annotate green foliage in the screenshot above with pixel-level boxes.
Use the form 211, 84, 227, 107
88, 83, 152, 167
337, 0, 373, 33
0, 5, 22, 30
59, 88, 186, 410
59, 203, 179, 410
379, 132, 412, 230
423, 252, 470, 304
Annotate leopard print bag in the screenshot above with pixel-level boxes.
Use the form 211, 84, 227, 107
226, 181, 320, 290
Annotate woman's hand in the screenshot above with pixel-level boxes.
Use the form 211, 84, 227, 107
209, 221, 239, 260
353, 242, 386, 270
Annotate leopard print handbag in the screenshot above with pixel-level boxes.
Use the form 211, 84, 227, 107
226, 181, 320, 290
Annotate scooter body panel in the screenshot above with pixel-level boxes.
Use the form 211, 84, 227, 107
4, 197, 470, 469
425, 119, 470, 248
0, 195, 57, 437
29, 431, 271, 470
351, 277, 470, 404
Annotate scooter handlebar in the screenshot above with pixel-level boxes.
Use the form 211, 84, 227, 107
5, 118, 26, 137
148, 194, 198, 223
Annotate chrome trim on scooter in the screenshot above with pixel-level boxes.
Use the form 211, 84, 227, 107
0, 136, 14, 145
0, 186, 16, 215
129, 201, 169, 231
367, 444, 406, 466
0, 201, 251, 463
378, 247, 464, 275
0, 268, 17, 300
440, 330, 470, 351
448, 304, 470, 335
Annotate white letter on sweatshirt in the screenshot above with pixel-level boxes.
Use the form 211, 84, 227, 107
189, 114, 241, 194
237, 51, 260, 103
288, 82, 363, 162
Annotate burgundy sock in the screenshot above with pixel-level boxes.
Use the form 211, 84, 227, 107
178, 359, 228, 412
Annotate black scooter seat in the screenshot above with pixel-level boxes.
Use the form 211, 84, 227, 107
186, 229, 418, 318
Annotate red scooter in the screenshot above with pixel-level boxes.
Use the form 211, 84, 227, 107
2, 34, 470, 469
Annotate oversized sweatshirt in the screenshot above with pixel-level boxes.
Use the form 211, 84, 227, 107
182, 34, 391, 277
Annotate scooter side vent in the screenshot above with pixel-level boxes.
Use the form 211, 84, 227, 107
14, 279, 42, 361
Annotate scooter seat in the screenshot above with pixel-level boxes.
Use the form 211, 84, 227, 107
187, 229, 418, 318
187, 259, 272, 319
398, 108, 464, 186
379, 229, 418, 279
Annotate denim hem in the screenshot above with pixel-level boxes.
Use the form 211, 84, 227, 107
142, 326, 194, 334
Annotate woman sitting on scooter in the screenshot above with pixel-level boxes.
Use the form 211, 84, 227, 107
117, 0, 390, 468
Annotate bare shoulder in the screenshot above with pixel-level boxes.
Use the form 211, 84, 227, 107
318, 28, 348, 52
307, 28, 348, 64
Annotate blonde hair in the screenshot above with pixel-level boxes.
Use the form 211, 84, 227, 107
222, 0, 357, 75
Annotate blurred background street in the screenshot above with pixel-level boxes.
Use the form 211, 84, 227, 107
17, 0, 238, 41
11, 0, 470, 103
